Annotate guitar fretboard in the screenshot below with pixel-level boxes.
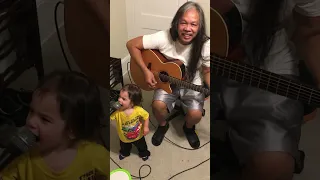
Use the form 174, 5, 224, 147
157, 73, 210, 97
211, 54, 320, 107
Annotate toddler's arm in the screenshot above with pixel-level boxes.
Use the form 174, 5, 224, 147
143, 118, 150, 136
137, 107, 150, 136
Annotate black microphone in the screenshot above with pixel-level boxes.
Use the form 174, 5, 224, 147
0, 126, 37, 170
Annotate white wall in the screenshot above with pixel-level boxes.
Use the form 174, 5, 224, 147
36, 0, 65, 46
110, 0, 130, 83
110, 0, 128, 59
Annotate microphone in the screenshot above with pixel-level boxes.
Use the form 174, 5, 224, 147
110, 101, 121, 111
0, 126, 37, 170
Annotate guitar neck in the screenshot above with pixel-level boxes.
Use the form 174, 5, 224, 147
158, 73, 210, 96
211, 55, 320, 107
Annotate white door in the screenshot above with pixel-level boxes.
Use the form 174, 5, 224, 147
126, 0, 189, 40
126, 0, 210, 40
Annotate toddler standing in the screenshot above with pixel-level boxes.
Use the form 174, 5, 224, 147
110, 84, 151, 161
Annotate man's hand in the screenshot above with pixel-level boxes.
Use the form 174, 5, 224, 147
144, 69, 157, 89
126, 36, 158, 88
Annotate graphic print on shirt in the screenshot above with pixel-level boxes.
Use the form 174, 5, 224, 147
79, 168, 106, 180
79, 169, 95, 180
122, 115, 142, 140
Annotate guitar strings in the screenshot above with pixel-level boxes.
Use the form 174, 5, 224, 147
210, 61, 320, 100
213, 62, 316, 97
210, 54, 318, 93
210, 60, 320, 102
210, 57, 317, 93
210, 58, 320, 101
157, 72, 210, 95
211, 63, 320, 105
210, 55, 320, 102
210, 54, 319, 94
211, 69, 320, 106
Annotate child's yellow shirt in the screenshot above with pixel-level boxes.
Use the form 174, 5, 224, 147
110, 106, 149, 143
0, 141, 109, 180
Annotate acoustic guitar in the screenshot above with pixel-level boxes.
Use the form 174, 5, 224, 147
211, 1, 319, 122
129, 49, 210, 98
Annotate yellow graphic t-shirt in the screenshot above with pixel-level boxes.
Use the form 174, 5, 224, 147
110, 106, 149, 143
0, 141, 109, 180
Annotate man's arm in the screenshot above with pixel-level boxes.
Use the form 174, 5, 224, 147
126, 37, 149, 74
293, 11, 320, 86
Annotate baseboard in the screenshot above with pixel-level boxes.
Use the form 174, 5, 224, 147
121, 54, 131, 77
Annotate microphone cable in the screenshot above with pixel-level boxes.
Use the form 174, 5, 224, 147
54, 1, 72, 72
54, 1, 210, 179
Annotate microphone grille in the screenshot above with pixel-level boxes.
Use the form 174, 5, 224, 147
111, 101, 121, 110
10, 126, 37, 153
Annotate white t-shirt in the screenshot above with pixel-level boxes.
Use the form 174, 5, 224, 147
142, 29, 210, 85
232, 0, 320, 75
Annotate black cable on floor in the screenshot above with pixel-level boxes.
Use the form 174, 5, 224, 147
54, 1, 210, 179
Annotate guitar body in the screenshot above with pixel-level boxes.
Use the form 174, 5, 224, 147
211, 1, 317, 122
211, 1, 244, 59
130, 49, 184, 94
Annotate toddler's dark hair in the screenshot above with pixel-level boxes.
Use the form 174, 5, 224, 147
35, 70, 103, 142
121, 84, 142, 106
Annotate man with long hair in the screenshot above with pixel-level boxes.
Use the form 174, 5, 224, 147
214, 0, 320, 179
126, 1, 210, 149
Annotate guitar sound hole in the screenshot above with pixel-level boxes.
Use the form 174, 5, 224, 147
159, 71, 169, 82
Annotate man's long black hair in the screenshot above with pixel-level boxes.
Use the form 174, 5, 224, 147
245, 0, 287, 66
170, 1, 209, 81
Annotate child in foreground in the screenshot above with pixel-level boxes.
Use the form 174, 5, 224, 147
0, 70, 109, 180
110, 84, 151, 161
